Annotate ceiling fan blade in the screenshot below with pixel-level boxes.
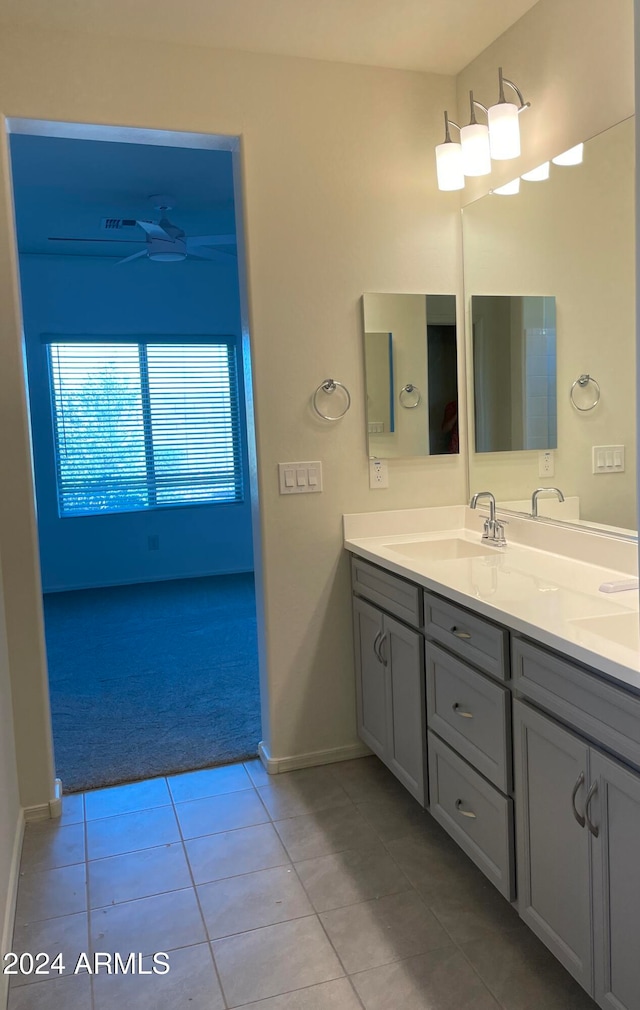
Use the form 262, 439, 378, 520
48, 237, 144, 244
189, 248, 237, 262
136, 220, 172, 240
188, 234, 236, 247
117, 250, 148, 265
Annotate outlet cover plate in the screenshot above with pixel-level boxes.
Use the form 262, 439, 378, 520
369, 458, 389, 489
538, 450, 554, 477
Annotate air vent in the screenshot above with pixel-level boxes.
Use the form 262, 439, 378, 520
100, 218, 138, 231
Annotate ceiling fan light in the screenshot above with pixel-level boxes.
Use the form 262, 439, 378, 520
149, 250, 187, 262
460, 123, 491, 177
435, 140, 464, 191
552, 143, 584, 166
488, 102, 521, 160
521, 161, 550, 182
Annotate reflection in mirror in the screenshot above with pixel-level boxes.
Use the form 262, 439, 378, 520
463, 116, 636, 534
364, 332, 394, 436
362, 293, 458, 458
472, 295, 556, 453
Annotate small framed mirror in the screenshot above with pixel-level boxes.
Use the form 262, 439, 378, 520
362, 293, 458, 458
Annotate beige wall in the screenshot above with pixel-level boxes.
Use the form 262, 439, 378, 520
0, 547, 21, 1007
0, 26, 463, 800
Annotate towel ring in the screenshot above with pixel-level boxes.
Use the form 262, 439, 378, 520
570, 374, 600, 411
399, 384, 421, 409
312, 379, 351, 420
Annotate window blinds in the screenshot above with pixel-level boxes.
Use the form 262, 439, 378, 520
48, 340, 243, 516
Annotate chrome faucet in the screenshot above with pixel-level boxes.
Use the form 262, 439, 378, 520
470, 491, 507, 547
531, 486, 565, 517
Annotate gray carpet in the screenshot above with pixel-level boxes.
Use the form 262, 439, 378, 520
43, 574, 260, 793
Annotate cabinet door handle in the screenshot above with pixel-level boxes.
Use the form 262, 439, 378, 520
378, 633, 388, 667
372, 630, 383, 664
571, 771, 585, 828
452, 703, 473, 719
585, 780, 599, 837
451, 627, 472, 640
455, 799, 477, 819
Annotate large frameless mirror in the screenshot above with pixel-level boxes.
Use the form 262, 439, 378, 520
362, 293, 458, 458
463, 116, 636, 535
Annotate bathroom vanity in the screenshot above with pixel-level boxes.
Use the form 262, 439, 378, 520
344, 506, 640, 1010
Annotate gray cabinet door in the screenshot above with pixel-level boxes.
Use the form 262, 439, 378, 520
353, 597, 387, 760
514, 700, 593, 993
591, 750, 640, 1010
385, 615, 426, 805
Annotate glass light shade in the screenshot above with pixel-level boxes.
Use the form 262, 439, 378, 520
460, 122, 491, 177
552, 143, 584, 166
435, 141, 464, 191
521, 162, 550, 182
488, 102, 521, 160
492, 178, 520, 196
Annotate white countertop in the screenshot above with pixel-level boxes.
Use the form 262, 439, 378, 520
343, 506, 640, 692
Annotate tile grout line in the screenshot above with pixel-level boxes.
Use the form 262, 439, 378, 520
285, 849, 368, 1010
166, 774, 232, 1010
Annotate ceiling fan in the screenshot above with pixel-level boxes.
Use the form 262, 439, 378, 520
47, 195, 236, 264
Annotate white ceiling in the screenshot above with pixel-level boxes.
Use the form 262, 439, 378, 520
0, 0, 540, 75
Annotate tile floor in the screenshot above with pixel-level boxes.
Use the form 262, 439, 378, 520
8, 756, 597, 1009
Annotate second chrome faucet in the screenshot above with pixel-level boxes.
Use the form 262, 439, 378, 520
531, 486, 565, 517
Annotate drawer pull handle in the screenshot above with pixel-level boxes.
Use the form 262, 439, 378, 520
451, 627, 472, 640
378, 633, 388, 668
452, 703, 473, 719
570, 771, 585, 828
585, 780, 599, 838
455, 799, 477, 819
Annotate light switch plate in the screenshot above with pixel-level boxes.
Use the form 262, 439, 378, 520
278, 461, 323, 494
592, 445, 625, 474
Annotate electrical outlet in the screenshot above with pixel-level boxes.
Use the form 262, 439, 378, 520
538, 450, 554, 477
369, 458, 389, 489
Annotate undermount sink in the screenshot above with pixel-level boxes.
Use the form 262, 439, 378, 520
570, 612, 640, 652
383, 537, 499, 562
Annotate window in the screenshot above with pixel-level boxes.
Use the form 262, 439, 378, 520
47, 338, 243, 516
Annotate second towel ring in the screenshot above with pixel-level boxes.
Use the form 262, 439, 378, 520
399, 384, 421, 408
570, 374, 600, 411
312, 379, 351, 420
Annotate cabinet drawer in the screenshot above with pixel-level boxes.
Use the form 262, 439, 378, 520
352, 556, 421, 628
428, 731, 514, 899
424, 592, 509, 680
426, 642, 511, 792
512, 637, 640, 772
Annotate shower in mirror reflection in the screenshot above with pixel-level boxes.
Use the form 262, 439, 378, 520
472, 295, 557, 453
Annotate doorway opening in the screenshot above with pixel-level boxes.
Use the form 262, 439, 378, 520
8, 120, 263, 793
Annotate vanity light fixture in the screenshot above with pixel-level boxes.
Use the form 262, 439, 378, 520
435, 112, 465, 191
521, 161, 550, 182
491, 178, 520, 196
487, 67, 530, 160
435, 68, 530, 191
552, 143, 584, 166
460, 91, 492, 177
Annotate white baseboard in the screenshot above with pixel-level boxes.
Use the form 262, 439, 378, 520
1, 808, 25, 1010
258, 740, 371, 775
